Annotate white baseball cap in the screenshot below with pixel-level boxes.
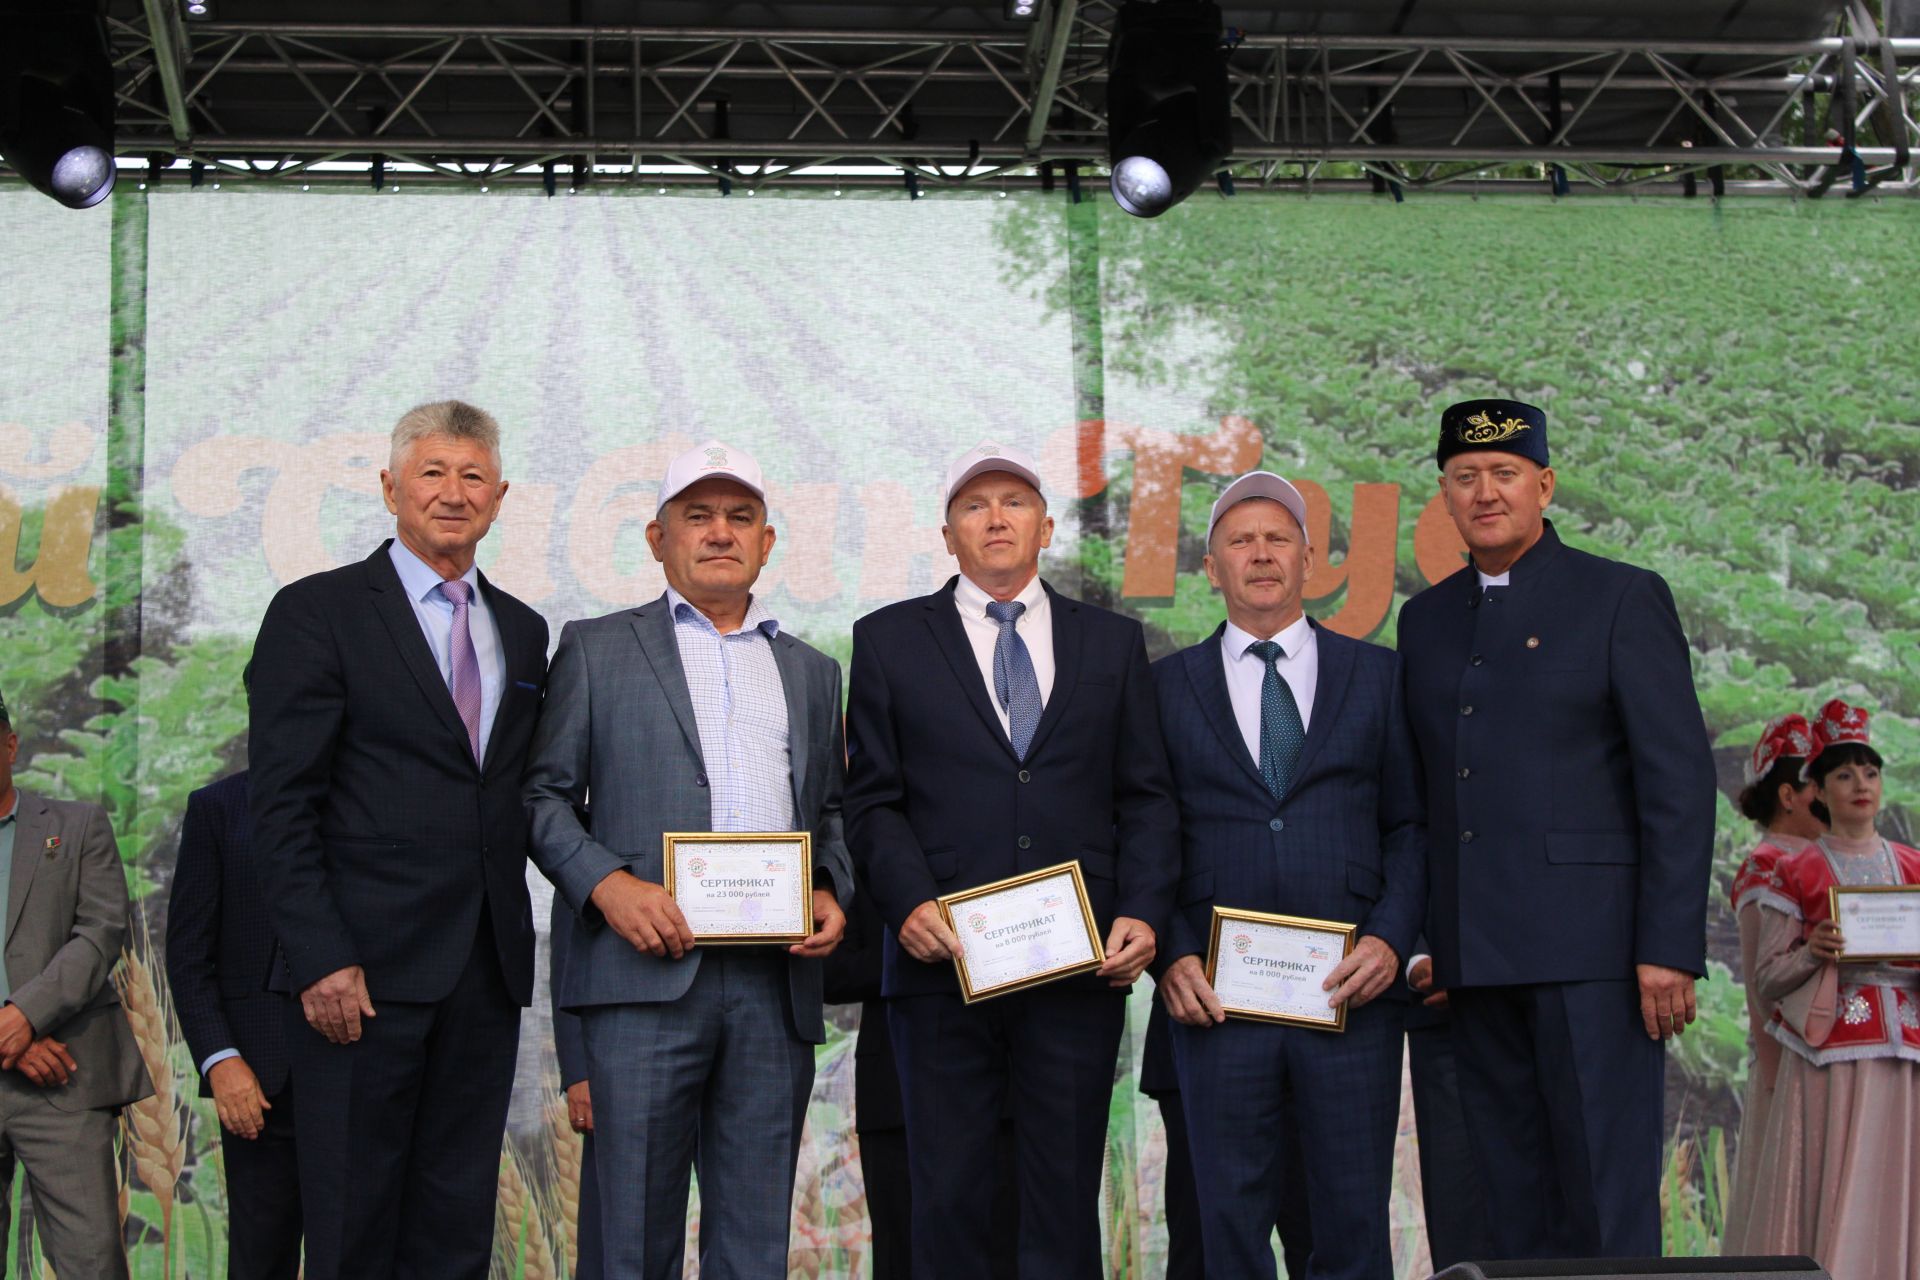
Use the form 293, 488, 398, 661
656, 439, 767, 514
943, 441, 1045, 510
1207, 471, 1311, 547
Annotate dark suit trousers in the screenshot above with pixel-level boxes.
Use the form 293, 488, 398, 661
1406, 1023, 1490, 1271
1175, 1001, 1404, 1280
223, 1084, 302, 1280
288, 916, 520, 1280
861, 1121, 1021, 1280
889, 986, 1125, 1280
1154, 1089, 1311, 1280
1448, 982, 1664, 1259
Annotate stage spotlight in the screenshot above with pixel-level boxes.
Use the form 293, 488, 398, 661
1106, 0, 1231, 218
0, 9, 117, 210
1004, 0, 1040, 20
184, 0, 213, 18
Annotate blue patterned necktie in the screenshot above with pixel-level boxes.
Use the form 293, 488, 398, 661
986, 600, 1043, 760
1248, 639, 1305, 799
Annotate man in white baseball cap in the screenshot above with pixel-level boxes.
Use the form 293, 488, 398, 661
525, 437, 852, 1278
1149, 467, 1426, 1280
845, 440, 1180, 1279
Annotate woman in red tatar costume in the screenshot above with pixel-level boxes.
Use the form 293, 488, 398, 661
1719, 713, 1825, 1254
1744, 699, 1920, 1278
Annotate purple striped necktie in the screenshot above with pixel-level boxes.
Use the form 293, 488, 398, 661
440, 579, 483, 763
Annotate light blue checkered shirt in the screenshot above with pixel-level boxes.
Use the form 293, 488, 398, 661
666, 588, 795, 833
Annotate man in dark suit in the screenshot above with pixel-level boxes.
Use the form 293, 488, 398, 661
165, 768, 301, 1279
249, 400, 549, 1279
845, 442, 1180, 1279
1152, 472, 1425, 1280
1397, 400, 1713, 1259
0, 691, 153, 1278
525, 440, 850, 1278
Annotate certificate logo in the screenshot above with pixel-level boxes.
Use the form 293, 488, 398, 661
1305, 944, 1330, 961
764, 858, 784, 873
1231, 933, 1252, 955
968, 911, 989, 932
1041, 892, 1064, 909
687, 856, 708, 879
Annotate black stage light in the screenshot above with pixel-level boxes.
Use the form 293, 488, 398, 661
0, 5, 118, 210
1106, 0, 1231, 218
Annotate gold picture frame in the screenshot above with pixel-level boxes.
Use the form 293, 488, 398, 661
1828, 885, 1920, 963
937, 861, 1107, 1003
663, 831, 814, 945
1204, 906, 1357, 1032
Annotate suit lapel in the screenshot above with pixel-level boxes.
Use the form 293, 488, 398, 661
1023, 584, 1081, 761
922, 584, 1020, 762
770, 631, 812, 806
476, 570, 531, 777
1185, 626, 1267, 794
6, 793, 49, 945
1287, 620, 1353, 796
367, 545, 474, 766
631, 596, 707, 769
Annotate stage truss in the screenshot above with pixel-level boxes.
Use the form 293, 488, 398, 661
56, 1, 1920, 196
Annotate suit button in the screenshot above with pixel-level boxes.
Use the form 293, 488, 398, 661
1461, 705, 1474, 716
1458, 767, 1471, 779
1269, 818, 1285, 832
695, 774, 708, 787
1460, 830, 1474, 843
1017, 836, 1032, 849
1471, 654, 1484, 667
1018, 770, 1031, 783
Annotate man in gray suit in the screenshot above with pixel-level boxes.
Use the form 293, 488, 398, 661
526, 440, 851, 1279
0, 691, 153, 1277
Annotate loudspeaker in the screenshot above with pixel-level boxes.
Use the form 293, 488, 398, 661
1434, 1258, 1827, 1280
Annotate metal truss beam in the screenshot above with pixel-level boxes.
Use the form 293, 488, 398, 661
46, 9, 1920, 196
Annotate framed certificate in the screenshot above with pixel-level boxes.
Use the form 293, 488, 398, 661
1205, 907, 1356, 1031
663, 832, 814, 945
938, 862, 1107, 1003
1829, 885, 1920, 962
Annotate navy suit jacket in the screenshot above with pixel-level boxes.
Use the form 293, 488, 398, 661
845, 577, 1181, 999
1153, 620, 1426, 978
165, 770, 290, 1098
1397, 521, 1714, 988
249, 541, 549, 1006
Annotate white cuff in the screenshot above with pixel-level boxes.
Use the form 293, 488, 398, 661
200, 1048, 241, 1076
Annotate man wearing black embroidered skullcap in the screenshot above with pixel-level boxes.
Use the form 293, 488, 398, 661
1395, 399, 1716, 1261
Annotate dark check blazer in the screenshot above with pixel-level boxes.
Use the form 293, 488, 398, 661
1152, 620, 1426, 974
166, 770, 290, 1098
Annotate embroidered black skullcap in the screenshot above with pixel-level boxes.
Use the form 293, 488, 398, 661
1437, 399, 1549, 469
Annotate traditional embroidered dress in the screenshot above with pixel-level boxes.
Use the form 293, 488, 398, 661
1719, 831, 1811, 1255
1741, 834, 1920, 1278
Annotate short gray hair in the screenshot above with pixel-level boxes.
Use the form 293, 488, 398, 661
388, 400, 503, 474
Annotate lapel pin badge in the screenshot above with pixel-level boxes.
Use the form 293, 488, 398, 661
44, 835, 61, 853
1525, 636, 1541, 649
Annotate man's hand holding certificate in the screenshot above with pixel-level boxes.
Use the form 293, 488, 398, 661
937, 862, 1108, 1002
1203, 908, 1360, 1031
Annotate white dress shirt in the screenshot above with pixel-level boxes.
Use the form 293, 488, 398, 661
1477, 569, 1510, 590
953, 573, 1055, 739
664, 587, 795, 832
388, 538, 506, 762
1220, 613, 1318, 766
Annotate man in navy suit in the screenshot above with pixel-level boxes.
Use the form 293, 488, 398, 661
1152, 471, 1425, 1280
1397, 400, 1713, 1259
249, 400, 550, 1279
845, 441, 1180, 1279
166, 768, 301, 1279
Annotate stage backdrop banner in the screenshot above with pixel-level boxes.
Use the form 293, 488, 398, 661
1, 184, 1916, 1279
